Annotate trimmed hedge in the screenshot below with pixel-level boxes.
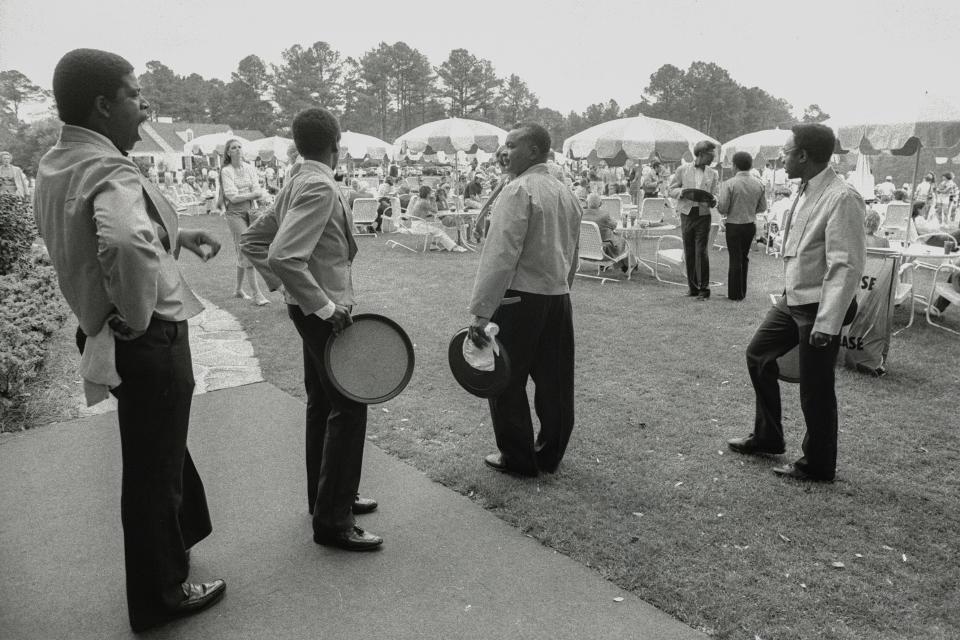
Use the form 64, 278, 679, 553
0, 193, 36, 276
0, 194, 69, 409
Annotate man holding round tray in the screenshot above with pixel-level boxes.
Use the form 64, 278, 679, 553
466, 122, 582, 477
668, 140, 721, 300
241, 107, 382, 551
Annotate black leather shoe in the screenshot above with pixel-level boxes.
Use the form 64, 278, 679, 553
173, 579, 226, 615
687, 289, 700, 297
484, 453, 537, 477
727, 435, 785, 455
773, 463, 834, 482
352, 495, 378, 514
314, 525, 383, 551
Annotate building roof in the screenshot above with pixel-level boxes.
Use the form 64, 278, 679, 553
131, 122, 265, 155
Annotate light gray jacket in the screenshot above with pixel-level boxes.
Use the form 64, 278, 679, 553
781, 168, 866, 334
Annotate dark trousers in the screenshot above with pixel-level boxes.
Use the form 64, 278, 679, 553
488, 291, 575, 474
681, 211, 712, 294
725, 222, 756, 300
287, 305, 367, 533
80, 319, 212, 630
746, 300, 842, 477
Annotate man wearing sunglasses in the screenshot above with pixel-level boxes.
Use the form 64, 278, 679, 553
727, 123, 865, 483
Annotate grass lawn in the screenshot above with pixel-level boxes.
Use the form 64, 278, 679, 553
21, 213, 960, 639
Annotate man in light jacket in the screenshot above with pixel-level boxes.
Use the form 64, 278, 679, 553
34, 49, 225, 632
467, 122, 582, 477
669, 141, 720, 300
727, 123, 865, 482
241, 107, 382, 551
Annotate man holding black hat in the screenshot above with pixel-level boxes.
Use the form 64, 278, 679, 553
727, 123, 865, 482
669, 140, 720, 300
241, 107, 382, 551
467, 122, 582, 477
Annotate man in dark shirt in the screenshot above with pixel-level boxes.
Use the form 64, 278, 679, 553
464, 174, 484, 208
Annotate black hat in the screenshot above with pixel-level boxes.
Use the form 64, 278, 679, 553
447, 328, 511, 398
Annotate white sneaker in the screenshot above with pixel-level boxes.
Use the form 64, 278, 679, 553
451, 245, 467, 253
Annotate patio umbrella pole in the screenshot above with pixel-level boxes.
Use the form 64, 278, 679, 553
909, 143, 922, 209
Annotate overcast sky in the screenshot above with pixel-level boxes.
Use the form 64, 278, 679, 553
2, 0, 958, 130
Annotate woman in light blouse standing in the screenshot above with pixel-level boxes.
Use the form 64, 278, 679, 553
221, 139, 270, 305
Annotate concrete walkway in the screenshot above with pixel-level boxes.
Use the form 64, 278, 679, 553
77, 297, 263, 416
0, 382, 706, 640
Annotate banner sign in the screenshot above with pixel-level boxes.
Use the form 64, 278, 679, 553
840, 249, 900, 376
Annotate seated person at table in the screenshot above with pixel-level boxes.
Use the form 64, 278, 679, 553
348, 178, 375, 207
408, 186, 465, 252
463, 173, 483, 208
761, 187, 793, 242
573, 179, 589, 201
921, 228, 960, 316
911, 201, 940, 236
435, 184, 451, 211
583, 193, 629, 273
397, 184, 412, 212
377, 176, 395, 198
864, 210, 890, 248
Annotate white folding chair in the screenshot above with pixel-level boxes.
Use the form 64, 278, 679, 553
618, 193, 633, 208
880, 202, 911, 242
600, 196, 622, 221
654, 222, 722, 287
639, 198, 672, 226
926, 263, 960, 334
575, 221, 628, 284
351, 198, 379, 236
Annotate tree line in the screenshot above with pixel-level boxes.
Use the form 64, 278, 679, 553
1, 44, 830, 174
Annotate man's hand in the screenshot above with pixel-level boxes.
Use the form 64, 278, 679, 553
108, 315, 146, 342
468, 316, 490, 348
472, 218, 486, 243
809, 331, 831, 349
710, 195, 719, 209
179, 229, 221, 262
330, 304, 353, 335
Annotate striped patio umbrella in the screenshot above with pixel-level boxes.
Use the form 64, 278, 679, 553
833, 93, 960, 156
562, 115, 718, 164
394, 118, 507, 157
721, 128, 791, 166
340, 131, 392, 161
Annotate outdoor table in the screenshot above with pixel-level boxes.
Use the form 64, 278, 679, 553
889, 242, 960, 332
613, 220, 681, 276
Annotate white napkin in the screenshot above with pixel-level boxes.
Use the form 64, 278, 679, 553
79, 322, 122, 406
462, 322, 500, 372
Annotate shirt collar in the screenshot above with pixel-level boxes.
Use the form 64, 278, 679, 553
58, 124, 123, 156
802, 165, 833, 189
518, 163, 549, 177
736, 170, 753, 177
300, 159, 335, 179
